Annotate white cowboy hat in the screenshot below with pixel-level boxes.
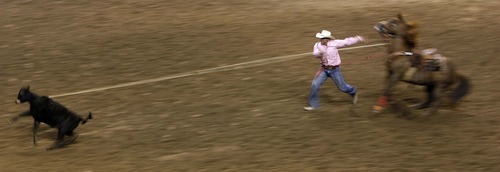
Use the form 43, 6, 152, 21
316, 30, 335, 39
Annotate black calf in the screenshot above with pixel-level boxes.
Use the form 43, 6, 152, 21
10, 86, 92, 150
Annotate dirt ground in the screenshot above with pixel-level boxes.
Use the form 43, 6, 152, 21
1, 0, 499, 171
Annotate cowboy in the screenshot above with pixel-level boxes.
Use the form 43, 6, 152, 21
304, 30, 365, 111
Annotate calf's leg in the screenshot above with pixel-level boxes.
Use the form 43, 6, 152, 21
33, 121, 40, 145
9, 111, 31, 124
46, 122, 79, 151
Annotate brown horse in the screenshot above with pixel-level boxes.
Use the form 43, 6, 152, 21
371, 13, 470, 116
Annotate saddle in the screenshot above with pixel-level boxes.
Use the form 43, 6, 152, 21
395, 48, 446, 72
396, 49, 447, 81
420, 48, 446, 71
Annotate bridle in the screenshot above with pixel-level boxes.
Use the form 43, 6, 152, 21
374, 19, 406, 38
374, 18, 418, 54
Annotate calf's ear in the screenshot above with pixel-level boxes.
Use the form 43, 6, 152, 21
26, 85, 30, 90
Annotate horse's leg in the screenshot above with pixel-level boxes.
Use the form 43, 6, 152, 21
372, 73, 401, 113
411, 84, 435, 109
450, 74, 470, 106
428, 83, 446, 115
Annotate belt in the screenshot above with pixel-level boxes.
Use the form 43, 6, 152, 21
322, 65, 339, 70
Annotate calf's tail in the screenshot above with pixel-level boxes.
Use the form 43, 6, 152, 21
81, 112, 93, 124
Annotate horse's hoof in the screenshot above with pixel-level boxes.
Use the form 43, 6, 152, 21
371, 105, 384, 113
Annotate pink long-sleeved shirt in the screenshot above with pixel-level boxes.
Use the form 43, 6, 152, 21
312, 36, 364, 66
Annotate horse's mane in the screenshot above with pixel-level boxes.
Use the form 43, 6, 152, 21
403, 21, 420, 51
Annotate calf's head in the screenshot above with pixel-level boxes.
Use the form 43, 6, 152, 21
16, 86, 32, 104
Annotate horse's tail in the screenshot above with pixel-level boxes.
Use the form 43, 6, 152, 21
81, 112, 93, 124
451, 74, 470, 103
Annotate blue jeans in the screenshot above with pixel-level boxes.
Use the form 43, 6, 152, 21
308, 66, 357, 108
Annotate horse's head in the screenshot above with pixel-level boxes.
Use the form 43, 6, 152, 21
374, 13, 419, 51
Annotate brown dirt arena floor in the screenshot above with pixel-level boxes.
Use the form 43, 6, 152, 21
1, 0, 499, 171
